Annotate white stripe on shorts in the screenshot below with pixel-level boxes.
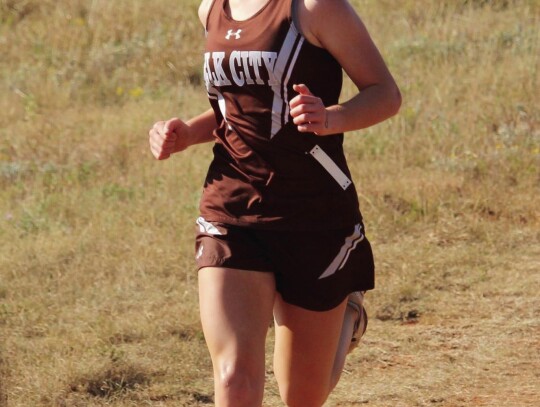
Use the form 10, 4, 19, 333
318, 223, 364, 279
196, 217, 223, 235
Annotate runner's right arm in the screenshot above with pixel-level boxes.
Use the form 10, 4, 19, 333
149, 108, 217, 160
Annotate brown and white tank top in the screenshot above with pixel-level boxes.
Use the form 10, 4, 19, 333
199, 0, 362, 230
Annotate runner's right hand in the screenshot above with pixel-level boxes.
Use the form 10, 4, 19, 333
148, 118, 189, 160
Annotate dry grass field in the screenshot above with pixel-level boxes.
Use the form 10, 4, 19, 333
0, 0, 538, 406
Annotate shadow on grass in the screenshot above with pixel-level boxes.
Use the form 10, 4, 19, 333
61, 360, 214, 405
67, 361, 149, 399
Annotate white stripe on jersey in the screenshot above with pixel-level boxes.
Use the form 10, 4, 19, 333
207, 86, 230, 128
283, 35, 305, 123
270, 23, 304, 139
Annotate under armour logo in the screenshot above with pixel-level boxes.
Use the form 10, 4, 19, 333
225, 29, 242, 40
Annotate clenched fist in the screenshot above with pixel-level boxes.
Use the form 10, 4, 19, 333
148, 118, 189, 160
289, 84, 330, 136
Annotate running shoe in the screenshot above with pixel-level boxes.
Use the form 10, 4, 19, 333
347, 291, 368, 353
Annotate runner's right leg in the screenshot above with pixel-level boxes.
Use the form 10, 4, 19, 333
198, 267, 275, 407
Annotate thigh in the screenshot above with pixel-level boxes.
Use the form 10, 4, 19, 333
273, 293, 347, 404
198, 267, 275, 372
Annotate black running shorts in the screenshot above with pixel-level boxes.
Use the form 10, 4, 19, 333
194, 217, 375, 311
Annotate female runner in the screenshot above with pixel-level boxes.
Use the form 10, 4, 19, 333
149, 0, 401, 406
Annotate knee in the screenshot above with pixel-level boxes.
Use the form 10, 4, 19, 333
215, 360, 264, 407
278, 380, 330, 407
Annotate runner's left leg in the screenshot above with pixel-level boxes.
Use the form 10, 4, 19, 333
273, 294, 347, 407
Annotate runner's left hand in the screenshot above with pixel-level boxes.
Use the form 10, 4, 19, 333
289, 84, 330, 136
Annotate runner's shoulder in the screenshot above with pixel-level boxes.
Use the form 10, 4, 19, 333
198, 0, 214, 27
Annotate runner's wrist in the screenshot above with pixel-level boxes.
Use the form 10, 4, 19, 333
324, 105, 344, 135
